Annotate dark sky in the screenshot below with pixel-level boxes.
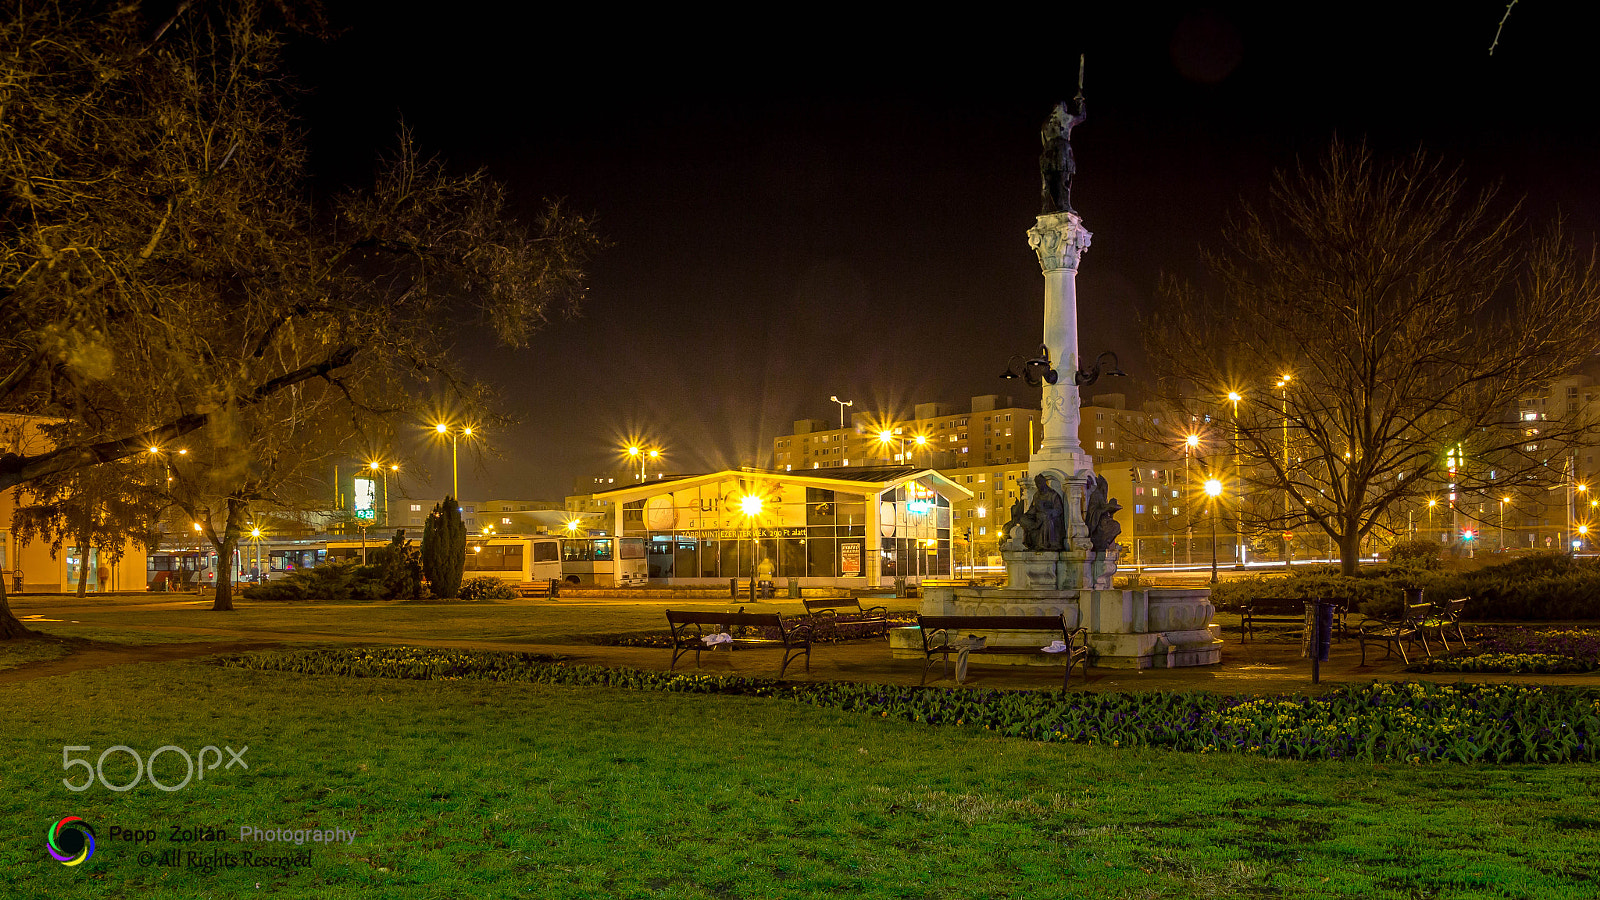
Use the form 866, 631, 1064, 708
293, 2, 1600, 501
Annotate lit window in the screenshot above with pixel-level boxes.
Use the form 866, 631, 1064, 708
978, 527, 987, 535
1135, 505, 1145, 514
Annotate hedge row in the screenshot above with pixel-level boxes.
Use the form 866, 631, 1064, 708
212, 647, 1600, 764
1209, 553, 1600, 620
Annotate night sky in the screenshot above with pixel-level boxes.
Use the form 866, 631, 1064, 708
291, 2, 1600, 502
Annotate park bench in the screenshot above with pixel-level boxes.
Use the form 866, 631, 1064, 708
914, 614, 1090, 689
1422, 597, 1471, 652
665, 610, 813, 679
802, 597, 891, 637
1357, 601, 1433, 665
515, 579, 559, 599
1240, 597, 1348, 641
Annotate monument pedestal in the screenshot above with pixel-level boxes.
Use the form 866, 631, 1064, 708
919, 560, 1221, 670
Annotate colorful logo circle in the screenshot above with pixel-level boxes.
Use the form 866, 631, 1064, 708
48, 817, 95, 866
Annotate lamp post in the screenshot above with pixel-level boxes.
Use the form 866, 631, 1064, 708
434, 424, 473, 498
626, 445, 662, 482
1277, 374, 1293, 568
1500, 496, 1511, 552
1227, 391, 1243, 568
830, 396, 854, 429
1205, 477, 1223, 584
1183, 433, 1199, 566
878, 430, 910, 466
740, 493, 763, 599
249, 527, 263, 583
368, 461, 398, 528
1575, 480, 1589, 555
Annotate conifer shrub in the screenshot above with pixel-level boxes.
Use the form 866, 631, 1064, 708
421, 497, 467, 599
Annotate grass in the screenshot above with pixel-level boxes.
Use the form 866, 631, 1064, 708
9, 595, 920, 646
4, 659, 1600, 898
0, 637, 71, 670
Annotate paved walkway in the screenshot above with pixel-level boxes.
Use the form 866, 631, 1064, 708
3, 592, 1597, 695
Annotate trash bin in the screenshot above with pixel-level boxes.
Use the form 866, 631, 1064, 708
787, 578, 800, 599
11, 569, 21, 593
548, 578, 560, 599
893, 576, 907, 598
730, 578, 739, 598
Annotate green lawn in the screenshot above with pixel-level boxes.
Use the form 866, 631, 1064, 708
3, 659, 1597, 898
15, 596, 882, 646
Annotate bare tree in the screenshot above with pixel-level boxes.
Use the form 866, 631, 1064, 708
1144, 141, 1600, 575
0, 2, 601, 632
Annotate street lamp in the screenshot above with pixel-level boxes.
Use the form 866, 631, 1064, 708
1225, 391, 1243, 568
434, 424, 473, 498
626, 445, 662, 482
1500, 496, 1511, 552
1183, 433, 1200, 566
367, 461, 398, 527
1205, 477, 1223, 584
739, 493, 764, 598
878, 429, 913, 466
1277, 374, 1293, 567
249, 527, 263, 582
830, 396, 854, 429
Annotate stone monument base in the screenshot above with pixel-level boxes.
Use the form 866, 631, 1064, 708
918, 551, 1221, 670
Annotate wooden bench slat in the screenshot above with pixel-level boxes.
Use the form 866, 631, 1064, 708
665, 610, 811, 679
914, 614, 1089, 689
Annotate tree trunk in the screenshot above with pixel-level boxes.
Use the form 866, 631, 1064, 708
75, 540, 90, 597
1338, 528, 1362, 576
210, 499, 248, 612
0, 580, 33, 639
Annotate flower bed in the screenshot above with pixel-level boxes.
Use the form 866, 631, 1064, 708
214, 647, 1600, 764
1408, 627, 1600, 674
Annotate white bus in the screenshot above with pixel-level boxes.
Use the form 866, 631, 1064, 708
466, 536, 562, 584
326, 535, 564, 586
560, 536, 647, 587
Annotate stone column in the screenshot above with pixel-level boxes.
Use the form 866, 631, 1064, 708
1027, 211, 1094, 548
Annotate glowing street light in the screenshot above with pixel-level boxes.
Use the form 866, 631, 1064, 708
367, 461, 398, 527
1500, 496, 1512, 551
739, 493, 765, 598
434, 424, 474, 498
626, 445, 663, 482
1183, 433, 1201, 566
1205, 477, 1224, 584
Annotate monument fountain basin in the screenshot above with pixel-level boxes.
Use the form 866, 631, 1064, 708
909, 580, 1222, 670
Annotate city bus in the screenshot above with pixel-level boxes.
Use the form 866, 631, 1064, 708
326, 534, 564, 586
560, 536, 647, 587
465, 536, 562, 584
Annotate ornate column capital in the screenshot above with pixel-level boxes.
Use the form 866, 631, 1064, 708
1027, 212, 1092, 274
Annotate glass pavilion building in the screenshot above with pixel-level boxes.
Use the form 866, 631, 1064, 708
592, 467, 972, 587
